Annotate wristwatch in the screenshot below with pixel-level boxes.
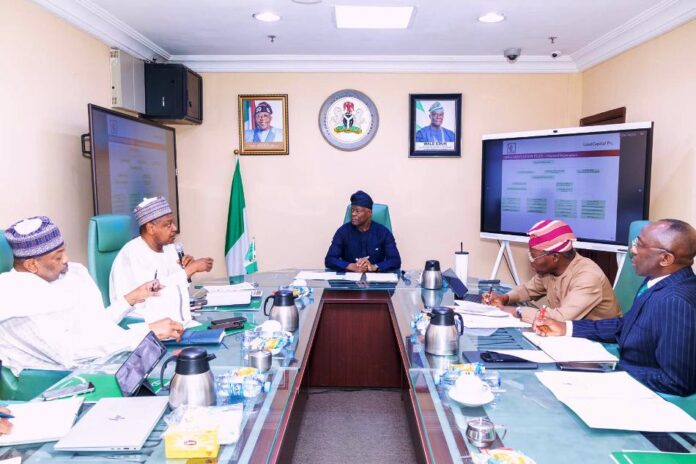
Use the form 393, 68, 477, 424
515, 306, 524, 319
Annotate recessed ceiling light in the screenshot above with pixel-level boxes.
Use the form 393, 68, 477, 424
253, 12, 281, 22
478, 12, 505, 23
335, 6, 414, 29
292, 0, 322, 4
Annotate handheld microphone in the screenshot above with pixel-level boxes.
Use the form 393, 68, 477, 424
175, 242, 192, 282
174, 242, 185, 268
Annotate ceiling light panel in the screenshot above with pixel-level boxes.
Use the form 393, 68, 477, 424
335, 6, 414, 29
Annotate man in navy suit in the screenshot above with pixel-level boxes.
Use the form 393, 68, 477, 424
534, 219, 696, 396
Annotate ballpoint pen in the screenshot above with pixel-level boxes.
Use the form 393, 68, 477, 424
151, 270, 158, 291
0, 412, 14, 419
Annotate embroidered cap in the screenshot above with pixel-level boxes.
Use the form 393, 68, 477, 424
528, 219, 577, 253
4, 216, 64, 258
133, 196, 172, 226
255, 102, 272, 115
429, 102, 444, 113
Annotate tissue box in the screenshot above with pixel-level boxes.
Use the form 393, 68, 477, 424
164, 427, 220, 459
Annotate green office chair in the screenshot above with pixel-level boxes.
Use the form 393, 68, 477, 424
0, 367, 70, 401
343, 203, 392, 232
0, 229, 13, 273
614, 220, 650, 314
87, 214, 134, 307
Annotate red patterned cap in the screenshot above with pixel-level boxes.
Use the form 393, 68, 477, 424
528, 219, 576, 252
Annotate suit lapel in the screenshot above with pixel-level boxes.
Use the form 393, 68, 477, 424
619, 269, 690, 344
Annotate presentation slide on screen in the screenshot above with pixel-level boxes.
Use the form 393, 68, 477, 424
500, 133, 620, 242
106, 115, 171, 214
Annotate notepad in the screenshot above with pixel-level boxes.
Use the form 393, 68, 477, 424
0, 397, 83, 446
611, 451, 696, 464
523, 332, 618, 363
164, 327, 225, 346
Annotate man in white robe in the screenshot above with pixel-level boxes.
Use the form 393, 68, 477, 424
0, 216, 183, 375
109, 197, 213, 323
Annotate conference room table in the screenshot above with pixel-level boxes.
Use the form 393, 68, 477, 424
1, 270, 694, 464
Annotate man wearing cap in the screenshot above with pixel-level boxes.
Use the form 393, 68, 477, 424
486, 219, 620, 323
0, 216, 184, 374
324, 191, 401, 273
110, 197, 213, 323
415, 102, 456, 144
244, 102, 283, 143
534, 219, 696, 396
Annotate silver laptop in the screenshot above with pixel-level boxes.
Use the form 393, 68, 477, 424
55, 396, 169, 452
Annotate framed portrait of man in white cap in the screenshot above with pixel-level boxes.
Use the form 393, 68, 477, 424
409, 93, 462, 157
238, 94, 289, 155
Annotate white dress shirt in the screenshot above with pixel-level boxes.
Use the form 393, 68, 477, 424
0, 263, 148, 375
109, 237, 191, 323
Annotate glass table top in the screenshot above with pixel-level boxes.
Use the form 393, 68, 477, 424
2, 270, 693, 464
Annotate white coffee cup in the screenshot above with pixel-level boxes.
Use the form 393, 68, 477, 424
455, 374, 490, 397
259, 319, 282, 336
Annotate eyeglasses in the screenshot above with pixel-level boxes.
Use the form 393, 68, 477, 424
527, 251, 554, 263
631, 237, 673, 255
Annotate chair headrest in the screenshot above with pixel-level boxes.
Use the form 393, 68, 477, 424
92, 215, 133, 252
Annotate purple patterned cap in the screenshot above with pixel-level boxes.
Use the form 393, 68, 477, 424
133, 196, 172, 226
4, 216, 64, 259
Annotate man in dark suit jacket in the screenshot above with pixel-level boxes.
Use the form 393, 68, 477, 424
534, 219, 696, 396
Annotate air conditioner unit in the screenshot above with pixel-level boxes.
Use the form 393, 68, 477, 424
110, 48, 145, 113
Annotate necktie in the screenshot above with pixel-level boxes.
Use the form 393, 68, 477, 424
636, 283, 649, 298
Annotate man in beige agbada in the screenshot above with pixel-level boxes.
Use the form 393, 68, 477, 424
485, 219, 621, 323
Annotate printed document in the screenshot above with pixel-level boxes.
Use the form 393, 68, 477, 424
523, 332, 618, 362
364, 273, 399, 283
535, 371, 696, 432
461, 314, 530, 329
0, 397, 83, 446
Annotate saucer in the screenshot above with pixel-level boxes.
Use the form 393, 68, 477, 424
448, 387, 495, 407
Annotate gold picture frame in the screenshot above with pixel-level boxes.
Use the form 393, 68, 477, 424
238, 94, 289, 155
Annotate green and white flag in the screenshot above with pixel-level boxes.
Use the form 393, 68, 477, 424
225, 157, 258, 277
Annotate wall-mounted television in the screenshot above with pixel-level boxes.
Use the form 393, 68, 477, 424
481, 122, 653, 250
88, 104, 180, 231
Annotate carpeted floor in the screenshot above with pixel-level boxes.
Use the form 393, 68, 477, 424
291, 389, 419, 464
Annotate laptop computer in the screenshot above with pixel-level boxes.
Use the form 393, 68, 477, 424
54, 396, 169, 451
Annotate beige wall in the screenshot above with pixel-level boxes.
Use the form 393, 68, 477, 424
582, 19, 696, 227
177, 73, 582, 280
0, 0, 111, 264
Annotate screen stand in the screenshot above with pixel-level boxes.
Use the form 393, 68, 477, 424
612, 250, 628, 288
133, 379, 157, 397
490, 240, 522, 286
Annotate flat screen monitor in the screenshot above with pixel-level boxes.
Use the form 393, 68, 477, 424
88, 104, 179, 231
481, 122, 653, 247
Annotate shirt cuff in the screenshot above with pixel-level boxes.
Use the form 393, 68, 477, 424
564, 321, 573, 337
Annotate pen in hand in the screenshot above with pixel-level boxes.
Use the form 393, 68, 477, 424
151, 270, 158, 292
0, 412, 14, 419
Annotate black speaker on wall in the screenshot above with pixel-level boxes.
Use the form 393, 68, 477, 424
144, 63, 202, 124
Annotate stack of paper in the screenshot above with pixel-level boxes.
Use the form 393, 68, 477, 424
536, 371, 696, 432
364, 273, 399, 283
201, 283, 254, 306
523, 332, 618, 362
204, 283, 255, 292
0, 397, 84, 446
460, 314, 530, 329
452, 301, 508, 317
294, 271, 362, 281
